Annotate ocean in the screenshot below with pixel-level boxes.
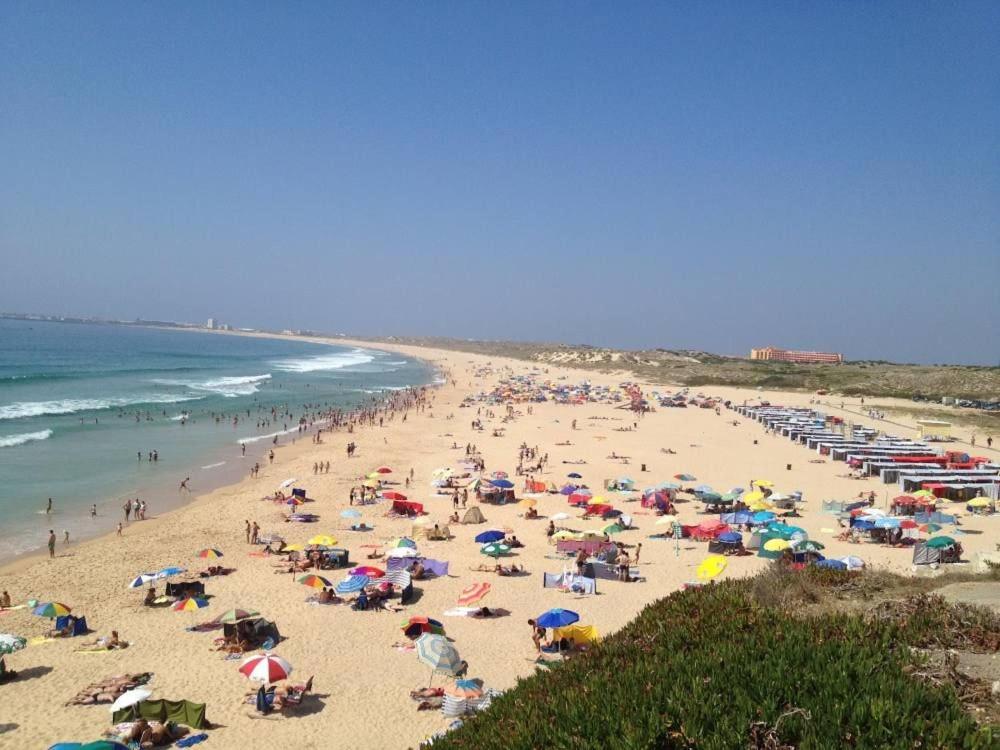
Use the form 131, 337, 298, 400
0, 319, 436, 560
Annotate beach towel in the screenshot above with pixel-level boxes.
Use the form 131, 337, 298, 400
176, 734, 209, 747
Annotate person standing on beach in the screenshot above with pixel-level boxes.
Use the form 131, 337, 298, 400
123, 500, 131, 522
47, 530, 56, 558
117, 523, 123, 536
245, 520, 251, 544
241, 442, 246, 457
46, 497, 52, 515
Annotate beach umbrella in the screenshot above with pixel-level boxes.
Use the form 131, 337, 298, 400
551, 530, 577, 541
386, 547, 419, 559
285, 496, 303, 506
721, 511, 752, 525
968, 497, 992, 508
899, 519, 919, 530
694, 484, 714, 494
361, 479, 378, 488
926, 536, 956, 549
474, 530, 505, 544
109, 687, 152, 714
754, 480, 774, 488
490, 479, 514, 490
127, 573, 158, 589
172, 597, 208, 612
240, 653, 292, 683
655, 515, 679, 526
308, 535, 337, 547
658, 482, 681, 490
382, 491, 407, 502
699, 492, 724, 503
729, 487, 745, 495
155, 567, 186, 579
919, 523, 943, 534
696, 555, 727, 581
214, 609, 259, 624
602, 523, 624, 536
0, 634, 26, 655
750, 511, 776, 524
550, 512, 570, 522
792, 539, 825, 553
763, 539, 791, 552
335, 574, 371, 594
350, 566, 385, 578
388, 537, 418, 549
535, 608, 579, 629
415, 634, 463, 677
196, 548, 223, 559
32, 602, 71, 618
444, 678, 484, 700
402, 616, 446, 638
480, 543, 511, 557
457, 582, 491, 607
560, 484, 578, 495
718, 531, 743, 544
297, 574, 333, 589
519, 497, 537, 508
567, 472, 582, 479
912, 489, 936, 499
874, 518, 901, 529
375, 466, 392, 474
284, 544, 305, 552
340, 509, 362, 519
674, 473, 696, 482
743, 490, 765, 505
587, 495, 608, 505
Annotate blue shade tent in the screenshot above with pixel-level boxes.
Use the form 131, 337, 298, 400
474, 530, 505, 544
536, 608, 579, 629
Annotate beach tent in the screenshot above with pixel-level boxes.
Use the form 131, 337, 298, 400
112, 698, 208, 729
391, 499, 424, 516
223, 618, 280, 648
912, 542, 941, 566
460, 506, 486, 524
553, 624, 600, 646
412, 523, 450, 540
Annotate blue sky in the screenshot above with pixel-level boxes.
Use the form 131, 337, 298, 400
1, 3, 997, 364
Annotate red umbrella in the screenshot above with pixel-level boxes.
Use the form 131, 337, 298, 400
383, 491, 407, 502
350, 565, 385, 578
457, 582, 491, 607
239, 653, 292, 683
899, 519, 919, 530
375, 466, 393, 474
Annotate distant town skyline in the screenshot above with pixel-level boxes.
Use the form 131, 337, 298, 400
1, 4, 997, 365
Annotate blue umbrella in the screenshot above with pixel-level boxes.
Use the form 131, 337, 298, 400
874, 518, 900, 528
335, 574, 371, 595
694, 484, 714, 494
128, 573, 157, 589
567, 472, 582, 479
718, 531, 743, 544
536, 608, 579, 629
560, 484, 578, 495
474, 530, 506, 544
155, 567, 186, 579
490, 479, 514, 489
750, 512, 776, 524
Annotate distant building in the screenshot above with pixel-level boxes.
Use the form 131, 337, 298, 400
206, 318, 216, 329
750, 347, 843, 364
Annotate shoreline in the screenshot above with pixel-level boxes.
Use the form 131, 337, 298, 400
0, 333, 442, 574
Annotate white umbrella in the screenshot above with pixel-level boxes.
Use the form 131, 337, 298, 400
128, 573, 158, 589
550, 513, 570, 522
109, 687, 152, 713
386, 547, 419, 559
279, 478, 297, 489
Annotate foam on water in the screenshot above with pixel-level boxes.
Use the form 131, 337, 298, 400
237, 426, 301, 444
0, 394, 203, 420
153, 373, 272, 397
201, 461, 226, 469
271, 348, 374, 373
0, 429, 53, 448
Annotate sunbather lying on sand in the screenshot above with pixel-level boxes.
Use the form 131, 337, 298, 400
199, 565, 234, 577
76, 630, 126, 651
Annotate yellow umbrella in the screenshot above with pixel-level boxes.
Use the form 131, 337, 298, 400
912, 490, 935, 499
362, 479, 378, 488
743, 490, 765, 504
968, 497, 992, 508
655, 515, 678, 526
367, 472, 381, 479
587, 495, 607, 505
747, 502, 773, 512
753, 480, 774, 488
308, 535, 338, 547
284, 544, 304, 552
551, 530, 578, 541
519, 498, 537, 508
696, 555, 727, 581
763, 538, 790, 552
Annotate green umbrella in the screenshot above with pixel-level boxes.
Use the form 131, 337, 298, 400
792, 539, 825, 553
0, 634, 26, 655
925, 536, 956, 549
480, 543, 511, 557
601, 523, 624, 536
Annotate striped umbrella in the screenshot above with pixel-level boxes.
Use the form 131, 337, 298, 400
0, 634, 26, 655
197, 549, 223, 559
386, 547, 419, 559
335, 574, 371, 594
32, 602, 71, 618
128, 573, 158, 589
415, 634, 463, 676
239, 653, 292, 684
375, 570, 412, 589
388, 537, 417, 549
297, 574, 332, 589
457, 582, 490, 607
214, 608, 259, 624
172, 597, 209, 612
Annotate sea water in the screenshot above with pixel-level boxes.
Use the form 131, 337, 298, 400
0, 320, 435, 559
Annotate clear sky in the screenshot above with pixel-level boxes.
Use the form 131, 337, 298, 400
1, 3, 997, 364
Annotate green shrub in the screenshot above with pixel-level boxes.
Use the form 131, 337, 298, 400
430, 575, 998, 749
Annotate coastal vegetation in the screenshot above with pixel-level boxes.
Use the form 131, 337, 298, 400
431, 566, 1000, 750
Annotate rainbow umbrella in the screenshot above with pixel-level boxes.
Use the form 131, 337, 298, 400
285, 497, 303, 506
297, 574, 332, 589
32, 602, 71, 618
402, 616, 446, 638
388, 537, 417, 549
457, 582, 491, 607
919, 523, 943, 534
197, 549, 223, 559
172, 597, 208, 612
239, 653, 292, 683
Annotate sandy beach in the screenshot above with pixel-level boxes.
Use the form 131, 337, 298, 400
0, 337, 995, 750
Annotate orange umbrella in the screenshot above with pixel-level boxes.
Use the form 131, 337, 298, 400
457, 582, 491, 607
